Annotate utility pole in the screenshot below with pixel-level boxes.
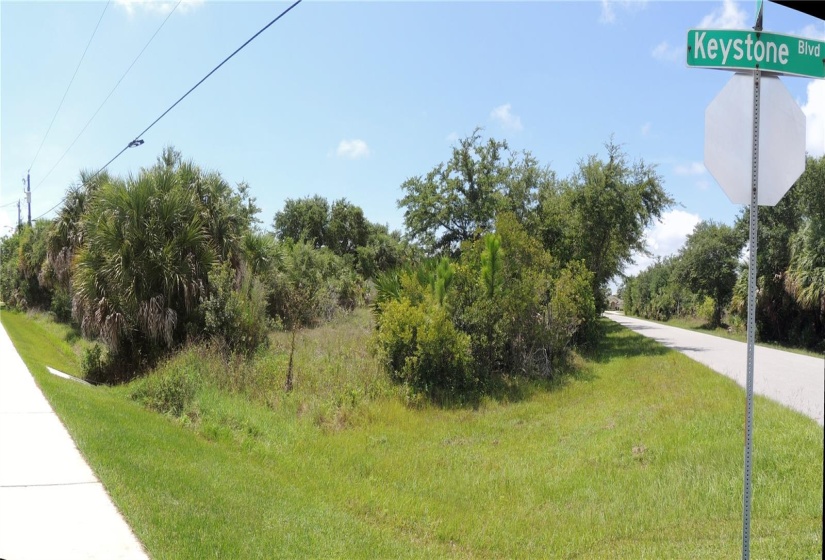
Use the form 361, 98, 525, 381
17, 199, 22, 230
26, 171, 31, 227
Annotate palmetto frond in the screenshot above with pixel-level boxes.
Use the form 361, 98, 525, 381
785, 219, 825, 313
71, 154, 220, 354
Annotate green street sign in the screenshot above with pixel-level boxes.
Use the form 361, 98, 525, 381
687, 29, 825, 79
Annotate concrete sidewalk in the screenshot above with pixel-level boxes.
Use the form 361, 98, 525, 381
0, 320, 149, 560
606, 312, 824, 426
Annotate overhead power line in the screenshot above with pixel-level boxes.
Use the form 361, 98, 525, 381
132, 0, 302, 142
32, 0, 303, 221
32, 0, 183, 194
33, 138, 144, 221
28, 1, 111, 173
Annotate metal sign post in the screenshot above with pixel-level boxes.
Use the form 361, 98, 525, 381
743, 9, 762, 557
689, 3, 819, 558
742, 64, 760, 560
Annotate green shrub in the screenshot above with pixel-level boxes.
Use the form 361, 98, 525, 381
374, 298, 422, 376
372, 269, 403, 316
266, 241, 356, 328
0, 222, 53, 311
331, 267, 363, 311
355, 229, 406, 279
697, 296, 716, 326
373, 213, 604, 397
50, 286, 73, 323
131, 357, 201, 416
80, 343, 108, 381
554, 260, 597, 346
452, 215, 567, 378
375, 298, 475, 398
202, 262, 270, 354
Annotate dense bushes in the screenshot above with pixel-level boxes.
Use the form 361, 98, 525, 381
1, 133, 686, 397
399, 132, 673, 314
373, 213, 596, 400
553, 260, 598, 346
622, 221, 740, 327
729, 156, 824, 350
623, 257, 700, 322
1, 148, 405, 379
131, 351, 202, 416
0, 220, 53, 310
265, 240, 365, 329
624, 155, 823, 352
202, 262, 270, 354
273, 195, 409, 279
0, 150, 389, 383
374, 298, 475, 397
0, 230, 23, 308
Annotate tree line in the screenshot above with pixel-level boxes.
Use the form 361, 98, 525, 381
621, 155, 824, 353
1, 132, 674, 398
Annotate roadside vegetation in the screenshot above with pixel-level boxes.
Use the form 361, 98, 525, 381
0, 132, 673, 398
621, 154, 824, 354
2, 309, 821, 558
1, 133, 820, 557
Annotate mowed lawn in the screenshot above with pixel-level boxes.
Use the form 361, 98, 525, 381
1, 310, 822, 559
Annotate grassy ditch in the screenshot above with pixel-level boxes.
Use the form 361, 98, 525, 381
2, 309, 822, 559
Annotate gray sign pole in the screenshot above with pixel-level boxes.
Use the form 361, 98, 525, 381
742, 62, 760, 560
691, 6, 811, 552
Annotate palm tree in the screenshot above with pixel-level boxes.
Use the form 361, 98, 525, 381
785, 218, 825, 314
46, 170, 111, 289
72, 163, 216, 356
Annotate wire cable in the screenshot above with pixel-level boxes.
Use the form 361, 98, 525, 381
132, 0, 302, 143
31, 0, 303, 221
32, 145, 128, 221
0, 180, 27, 209
32, 0, 182, 193
27, 1, 111, 173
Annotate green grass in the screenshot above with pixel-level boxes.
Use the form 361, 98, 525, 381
626, 314, 823, 358
2, 309, 822, 559
1, 310, 93, 377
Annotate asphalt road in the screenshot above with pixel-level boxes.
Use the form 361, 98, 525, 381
605, 312, 824, 426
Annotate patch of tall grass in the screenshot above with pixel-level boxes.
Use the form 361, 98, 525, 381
128, 309, 398, 437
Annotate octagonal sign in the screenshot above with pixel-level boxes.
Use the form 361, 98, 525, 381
704, 73, 806, 206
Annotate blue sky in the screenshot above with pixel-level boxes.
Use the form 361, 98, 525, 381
2, 0, 823, 277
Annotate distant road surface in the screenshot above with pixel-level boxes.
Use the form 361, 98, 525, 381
605, 312, 824, 426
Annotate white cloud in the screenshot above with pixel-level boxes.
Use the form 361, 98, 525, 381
445, 131, 459, 143
624, 210, 701, 277
646, 210, 702, 257
600, 0, 617, 24
801, 80, 825, 157
115, 0, 203, 16
674, 161, 706, 176
641, 122, 652, 136
335, 139, 371, 160
698, 0, 747, 29
490, 103, 523, 131
600, 0, 648, 24
651, 41, 683, 62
